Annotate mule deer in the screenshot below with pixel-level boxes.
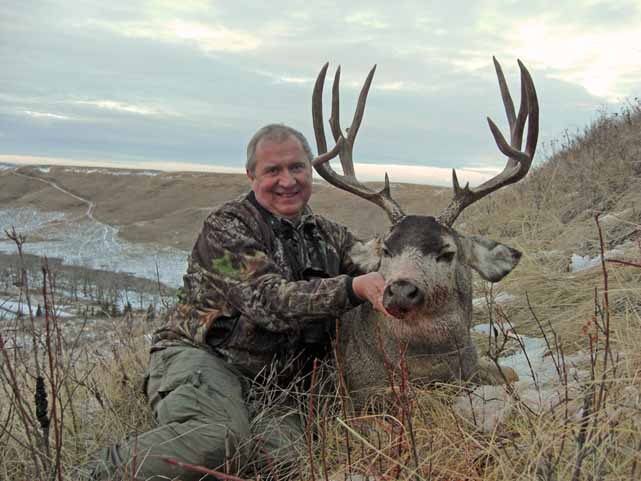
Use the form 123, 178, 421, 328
311, 59, 538, 406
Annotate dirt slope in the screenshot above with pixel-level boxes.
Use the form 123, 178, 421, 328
0, 166, 449, 249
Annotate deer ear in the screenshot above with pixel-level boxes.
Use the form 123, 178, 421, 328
348, 238, 382, 273
460, 236, 522, 282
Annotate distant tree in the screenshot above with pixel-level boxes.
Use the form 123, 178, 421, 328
35, 304, 42, 317
145, 303, 156, 322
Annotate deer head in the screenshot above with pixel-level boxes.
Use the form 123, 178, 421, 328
312, 59, 538, 328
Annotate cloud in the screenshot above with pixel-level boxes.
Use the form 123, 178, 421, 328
148, 0, 212, 14
375, 81, 422, 92
73, 100, 172, 116
261, 73, 313, 85
21, 110, 72, 120
85, 18, 260, 53
502, 17, 641, 100
345, 12, 389, 29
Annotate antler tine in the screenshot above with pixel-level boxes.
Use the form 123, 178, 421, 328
312, 62, 330, 154
329, 66, 355, 177
310, 63, 345, 169
520, 59, 539, 159
348, 65, 377, 145
437, 58, 539, 227
312, 63, 405, 224
494, 57, 516, 129
329, 67, 343, 145
328, 65, 377, 177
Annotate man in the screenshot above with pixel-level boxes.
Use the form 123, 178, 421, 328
89, 124, 386, 480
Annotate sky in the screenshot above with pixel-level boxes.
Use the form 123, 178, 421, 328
2, 0, 641, 186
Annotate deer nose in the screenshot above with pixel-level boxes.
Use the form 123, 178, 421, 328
383, 279, 424, 313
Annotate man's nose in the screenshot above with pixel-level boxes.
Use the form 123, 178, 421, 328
278, 169, 296, 187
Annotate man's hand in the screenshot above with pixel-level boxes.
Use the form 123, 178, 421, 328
352, 272, 391, 316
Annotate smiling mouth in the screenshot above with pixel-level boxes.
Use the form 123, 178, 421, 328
275, 191, 300, 198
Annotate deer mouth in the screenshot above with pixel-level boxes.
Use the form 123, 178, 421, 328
383, 282, 450, 320
385, 304, 413, 320
385, 310, 455, 342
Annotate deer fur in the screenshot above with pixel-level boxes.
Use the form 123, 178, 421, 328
341, 216, 520, 407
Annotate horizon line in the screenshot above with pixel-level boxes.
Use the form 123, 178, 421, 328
0, 154, 501, 187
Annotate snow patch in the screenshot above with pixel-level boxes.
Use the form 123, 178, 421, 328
0, 208, 187, 287
472, 323, 586, 385
62, 167, 159, 176
570, 249, 624, 272
0, 209, 66, 234
472, 291, 514, 307
0, 297, 74, 319
458, 325, 590, 431
109, 170, 160, 176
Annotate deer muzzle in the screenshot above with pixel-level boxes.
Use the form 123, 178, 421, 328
383, 279, 425, 318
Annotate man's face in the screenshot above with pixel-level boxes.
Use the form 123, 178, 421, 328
248, 135, 313, 219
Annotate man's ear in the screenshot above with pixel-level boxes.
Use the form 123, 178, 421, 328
348, 238, 382, 273
459, 235, 522, 282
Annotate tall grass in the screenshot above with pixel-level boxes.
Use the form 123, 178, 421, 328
1, 102, 640, 480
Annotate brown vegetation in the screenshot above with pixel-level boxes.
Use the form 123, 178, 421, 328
1, 100, 641, 480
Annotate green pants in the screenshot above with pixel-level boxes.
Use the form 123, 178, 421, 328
91, 346, 305, 480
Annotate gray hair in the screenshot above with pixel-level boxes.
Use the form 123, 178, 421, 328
246, 124, 313, 175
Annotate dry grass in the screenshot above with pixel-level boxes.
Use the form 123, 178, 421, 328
1, 101, 641, 480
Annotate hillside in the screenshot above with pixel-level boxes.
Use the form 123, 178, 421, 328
0, 165, 449, 249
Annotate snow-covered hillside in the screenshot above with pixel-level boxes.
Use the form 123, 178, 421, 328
0, 207, 188, 287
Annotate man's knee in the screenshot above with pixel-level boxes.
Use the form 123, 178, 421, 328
147, 347, 253, 472
156, 382, 251, 450
152, 347, 249, 430
122, 390, 252, 480
166, 417, 251, 472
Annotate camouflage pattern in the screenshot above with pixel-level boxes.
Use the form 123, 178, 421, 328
152, 191, 364, 383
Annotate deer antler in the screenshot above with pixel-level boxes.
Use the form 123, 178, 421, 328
437, 58, 539, 226
312, 63, 405, 224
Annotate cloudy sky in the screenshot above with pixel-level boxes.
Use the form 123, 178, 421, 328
2, 0, 640, 185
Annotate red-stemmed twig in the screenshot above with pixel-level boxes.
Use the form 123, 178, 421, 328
320, 399, 331, 481
305, 358, 319, 481
332, 319, 353, 479
373, 323, 409, 479
42, 261, 63, 481
162, 457, 248, 481
606, 258, 641, 268
594, 213, 614, 411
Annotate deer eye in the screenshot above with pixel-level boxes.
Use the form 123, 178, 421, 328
437, 251, 455, 263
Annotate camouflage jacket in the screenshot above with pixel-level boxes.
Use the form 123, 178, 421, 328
152, 191, 365, 382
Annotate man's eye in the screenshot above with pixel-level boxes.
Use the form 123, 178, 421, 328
437, 251, 455, 263
381, 245, 392, 257
291, 164, 305, 172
